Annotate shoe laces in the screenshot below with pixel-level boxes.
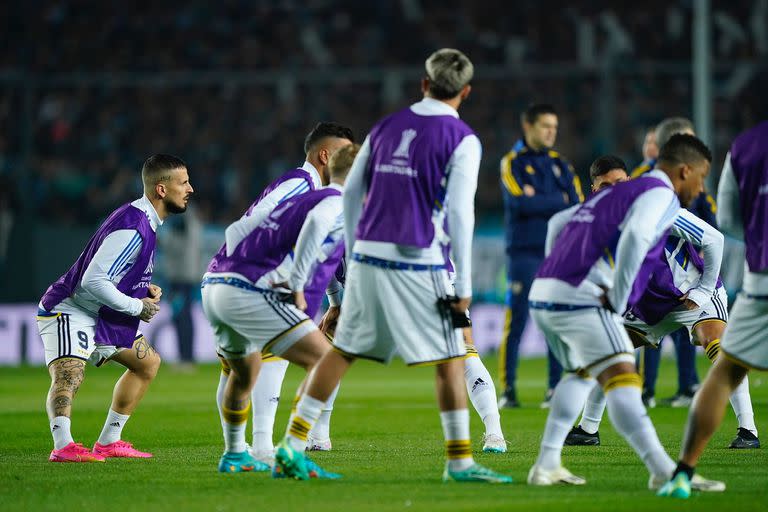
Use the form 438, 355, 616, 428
70, 443, 91, 454
482, 433, 507, 444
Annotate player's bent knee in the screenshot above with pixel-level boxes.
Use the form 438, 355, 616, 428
595, 359, 637, 388
134, 351, 162, 380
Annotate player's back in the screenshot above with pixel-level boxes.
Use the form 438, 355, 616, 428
537, 177, 669, 287
355, 105, 474, 248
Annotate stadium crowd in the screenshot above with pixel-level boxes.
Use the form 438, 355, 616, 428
0, 0, 766, 226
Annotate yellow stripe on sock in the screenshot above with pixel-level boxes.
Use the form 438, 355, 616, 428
705, 339, 721, 362
291, 395, 300, 415
603, 373, 643, 393
464, 344, 479, 358
288, 416, 312, 441
445, 439, 472, 459
222, 402, 251, 425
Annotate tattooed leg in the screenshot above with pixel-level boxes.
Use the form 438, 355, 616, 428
46, 358, 86, 420
107, 337, 162, 415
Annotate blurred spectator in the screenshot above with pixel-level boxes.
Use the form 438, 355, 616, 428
158, 203, 204, 365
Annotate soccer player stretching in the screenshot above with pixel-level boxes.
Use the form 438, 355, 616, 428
39, 155, 193, 462
202, 144, 358, 474
526, 135, 718, 490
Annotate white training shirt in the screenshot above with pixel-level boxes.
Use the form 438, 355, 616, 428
343, 97, 481, 298
45, 196, 162, 319
717, 152, 768, 294
209, 183, 345, 301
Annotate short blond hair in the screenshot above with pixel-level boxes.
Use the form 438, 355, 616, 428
329, 143, 361, 180
425, 48, 473, 100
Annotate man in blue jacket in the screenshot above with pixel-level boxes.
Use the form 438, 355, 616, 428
499, 104, 583, 408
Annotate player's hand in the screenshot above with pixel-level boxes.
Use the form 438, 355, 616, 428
523, 184, 536, 197
318, 305, 340, 335
678, 293, 698, 311
292, 291, 308, 311
148, 283, 162, 300
598, 287, 616, 313
139, 296, 160, 322
451, 296, 472, 313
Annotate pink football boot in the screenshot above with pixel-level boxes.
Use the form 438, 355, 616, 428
50, 442, 106, 462
93, 440, 153, 458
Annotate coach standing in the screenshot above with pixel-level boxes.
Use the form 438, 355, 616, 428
498, 104, 583, 408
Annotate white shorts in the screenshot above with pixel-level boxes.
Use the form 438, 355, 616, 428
201, 282, 316, 359
623, 287, 729, 347
37, 309, 138, 366
332, 259, 465, 366
530, 306, 635, 377
721, 294, 768, 371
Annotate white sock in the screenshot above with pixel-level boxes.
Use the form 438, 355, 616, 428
464, 356, 503, 437
730, 375, 758, 436
440, 408, 474, 471
286, 395, 324, 451
535, 374, 594, 470
222, 404, 249, 453
310, 383, 340, 441
251, 359, 289, 452
97, 409, 130, 445
605, 382, 675, 478
216, 371, 229, 443
579, 382, 606, 435
51, 416, 74, 450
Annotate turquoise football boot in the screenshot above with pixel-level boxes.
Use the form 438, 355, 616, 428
443, 462, 513, 483
218, 450, 269, 473
656, 472, 692, 499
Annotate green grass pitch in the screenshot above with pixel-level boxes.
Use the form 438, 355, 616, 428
1, 356, 766, 511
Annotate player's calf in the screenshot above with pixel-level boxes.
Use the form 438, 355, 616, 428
46, 358, 86, 455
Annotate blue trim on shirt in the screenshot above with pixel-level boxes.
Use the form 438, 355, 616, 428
201, 276, 272, 294
351, 253, 446, 271
277, 182, 310, 205
528, 301, 597, 312
674, 216, 704, 244
107, 232, 142, 279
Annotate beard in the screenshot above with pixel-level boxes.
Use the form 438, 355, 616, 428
165, 199, 188, 214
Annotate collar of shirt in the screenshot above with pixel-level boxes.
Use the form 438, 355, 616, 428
133, 195, 162, 232
521, 138, 550, 155
645, 169, 674, 189
301, 161, 323, 189
326, 182, 344, 193
410, 97, 459, 118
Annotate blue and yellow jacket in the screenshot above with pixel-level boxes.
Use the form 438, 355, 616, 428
500, 139, 584, 256
631, 158, 717, 227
